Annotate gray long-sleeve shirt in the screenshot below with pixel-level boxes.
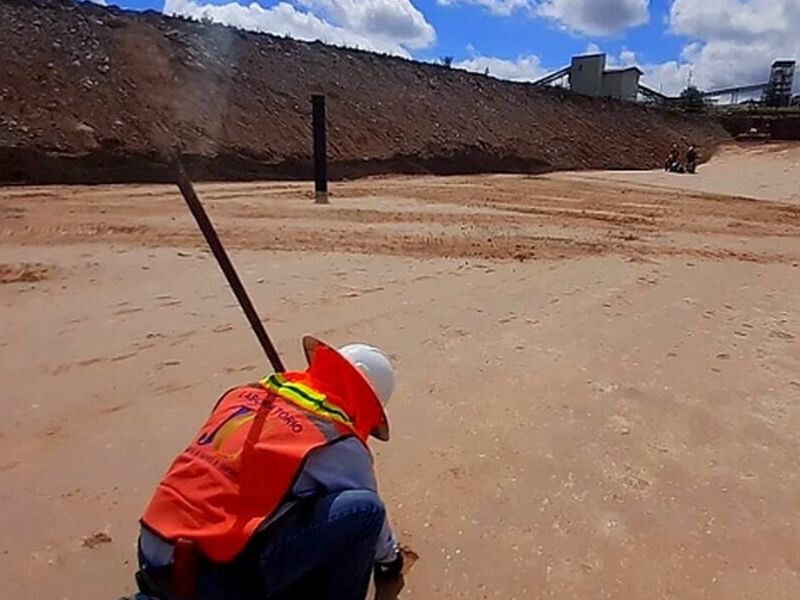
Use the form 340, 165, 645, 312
140, 437, 397, 567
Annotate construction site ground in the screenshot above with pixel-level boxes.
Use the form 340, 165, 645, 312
2, 143, 800, 600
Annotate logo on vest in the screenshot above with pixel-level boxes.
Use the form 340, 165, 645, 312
197, 392, 305, 461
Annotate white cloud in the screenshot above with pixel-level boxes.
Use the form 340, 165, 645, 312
619, 48, 637, 66
88, 0, 108, 4
436, 0, 533, 16
439, 0, 649, 35
671, 0, 791, 42
297, 0, 435, 48
639, 60, 693, 95
162, 0, 435, 57
639, 0, 799, 95
584, 42, 602, 55
453, 53, 546, 82
537, 0, 650, 36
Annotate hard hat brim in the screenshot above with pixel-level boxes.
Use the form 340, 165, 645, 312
302, 335, 391, 442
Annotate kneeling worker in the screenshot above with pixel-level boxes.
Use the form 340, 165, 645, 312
134, 336, 403, 600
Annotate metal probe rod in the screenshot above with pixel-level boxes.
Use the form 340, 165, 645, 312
175, 162, 286, 373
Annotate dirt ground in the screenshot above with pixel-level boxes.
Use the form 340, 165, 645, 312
575, 143, 800, 203
2, 143, 800, 600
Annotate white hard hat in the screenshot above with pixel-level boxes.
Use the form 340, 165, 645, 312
302, 336, 394, 441
338, 343, 395, 407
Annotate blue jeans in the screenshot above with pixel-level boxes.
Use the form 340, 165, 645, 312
249, 490, 385, 600
134, 490, 384, 600
135, 490, 384, 600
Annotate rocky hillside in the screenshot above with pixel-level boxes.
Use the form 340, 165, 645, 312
1, 0, 729, 184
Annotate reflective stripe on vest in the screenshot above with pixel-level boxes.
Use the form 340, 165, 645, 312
141, 385, 353, 563
261, 373, 354, 428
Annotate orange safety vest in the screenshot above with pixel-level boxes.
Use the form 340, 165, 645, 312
141, 347, 385, 564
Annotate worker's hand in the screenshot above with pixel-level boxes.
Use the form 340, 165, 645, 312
374, 552, 404, 581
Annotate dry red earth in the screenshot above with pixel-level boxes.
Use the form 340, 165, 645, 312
2, 144, 800, 600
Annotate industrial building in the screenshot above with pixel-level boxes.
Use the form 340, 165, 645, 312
764, 60, 796, 107
533, 53, 643, 102
569, 54, 642, 101
677, 59, 797, 106
535, 54, 797, 108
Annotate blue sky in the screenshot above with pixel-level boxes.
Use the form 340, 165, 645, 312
92, 0, 799, 95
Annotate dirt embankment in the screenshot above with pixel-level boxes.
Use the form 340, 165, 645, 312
1, 0, 728, 184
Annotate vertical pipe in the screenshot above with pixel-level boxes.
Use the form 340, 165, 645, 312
311, 95, 328, 204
